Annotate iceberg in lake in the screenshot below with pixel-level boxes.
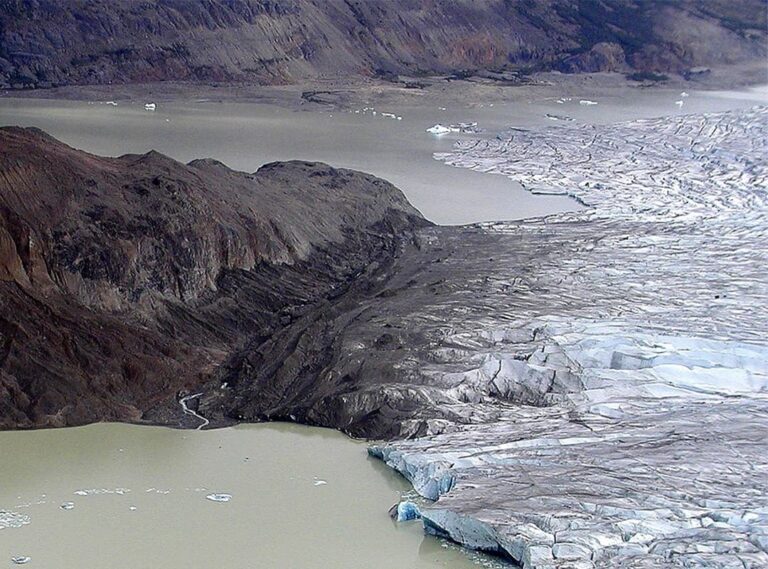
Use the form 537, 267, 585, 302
426, 124, 451, 135
394, 501, 421, 522
205, 493, 232, 502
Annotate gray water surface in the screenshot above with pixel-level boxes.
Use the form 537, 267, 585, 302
0, 423, 501, 568
1, 85, 764, 224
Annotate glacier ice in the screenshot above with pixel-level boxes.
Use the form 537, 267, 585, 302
370, 106, 768, 568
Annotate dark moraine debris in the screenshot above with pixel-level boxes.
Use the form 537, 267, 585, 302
0, 126, 428, 429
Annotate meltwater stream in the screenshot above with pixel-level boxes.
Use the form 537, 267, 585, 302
0, 423, 501, 568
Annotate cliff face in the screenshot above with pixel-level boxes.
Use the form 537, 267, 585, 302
0, 126, 427, 428
0, 0, 765, 89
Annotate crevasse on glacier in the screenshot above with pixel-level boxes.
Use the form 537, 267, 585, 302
372, 107, 768, 568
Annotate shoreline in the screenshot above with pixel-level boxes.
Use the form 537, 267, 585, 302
2, 61, 766, 112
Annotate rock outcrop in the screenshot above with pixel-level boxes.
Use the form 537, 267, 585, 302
0, 126, 427, 427
0, 0, 765, 89
557, 42, 628, 74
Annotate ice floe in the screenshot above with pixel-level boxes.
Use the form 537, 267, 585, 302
427, 122, 481, 135
73, 488, 130, 496
0, 511, 30, 530
205, 493, 232, 502
545, 113, 574, 122
392, 501, 421, 522
427, 124, 452, 135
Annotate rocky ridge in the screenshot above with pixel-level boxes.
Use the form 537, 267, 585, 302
0, 126, 427, 427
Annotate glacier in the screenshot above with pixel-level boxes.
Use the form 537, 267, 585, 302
370, 107, 768, 568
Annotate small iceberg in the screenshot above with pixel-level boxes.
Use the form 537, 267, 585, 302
60, 502, 75, 511
454, 121, 480, 133
675, 100, 684, 108
313, 479, 327, 486
579, 99, 598, 106
389, 501, 421, 522
681, 91, 689, 97
205, 493, 232, 502
427, 124, 452, 135
545, 113, 574, 122
105, 101, 118, 106
144, 103, 156, 111
12, 557, 31, 565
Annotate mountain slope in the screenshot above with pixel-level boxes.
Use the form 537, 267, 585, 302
0, 126, 427, 427
1, 0, 765, 89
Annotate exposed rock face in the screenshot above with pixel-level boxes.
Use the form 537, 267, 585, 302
557, 42, 628, 73
0, 0, 765, 89
0, 126, 427, 427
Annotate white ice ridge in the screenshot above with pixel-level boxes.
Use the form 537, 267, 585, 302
371, 107, 768, 568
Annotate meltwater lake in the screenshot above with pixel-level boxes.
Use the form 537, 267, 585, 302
1, 85, 764, 225
0, 423, 503, 568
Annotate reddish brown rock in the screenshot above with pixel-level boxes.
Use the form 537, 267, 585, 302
0, 1, 765, 89
0, 126, 427, 428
